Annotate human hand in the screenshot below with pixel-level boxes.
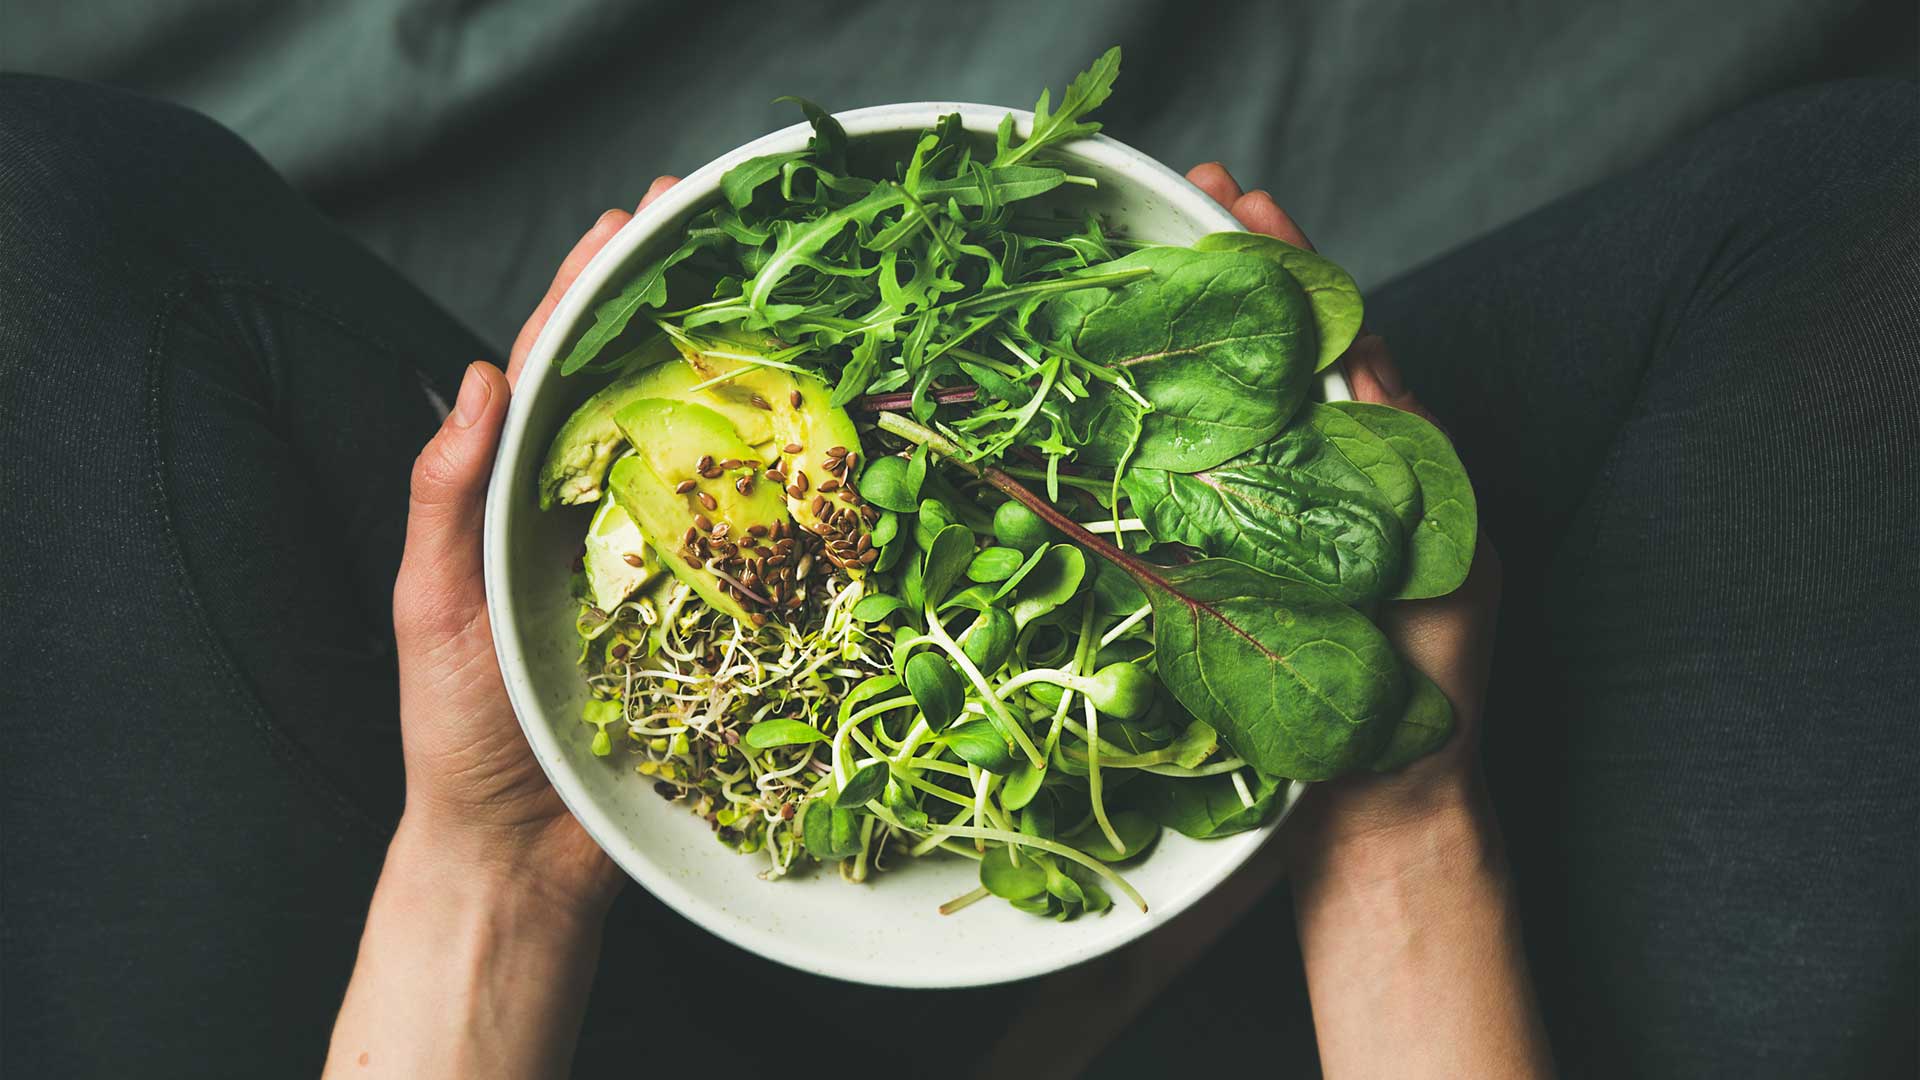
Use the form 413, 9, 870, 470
1183, 162, 1503, 861
388, 176, 683, 915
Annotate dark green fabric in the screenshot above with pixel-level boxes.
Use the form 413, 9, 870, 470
6, 0, 1913, 350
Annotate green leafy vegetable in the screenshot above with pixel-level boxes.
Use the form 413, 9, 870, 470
1131, 769, 1288, 838
1124, 421, 1406, 605
1370, 667, 1455, 772
904, 651, 966, 731
1194, 232, 1362, 371
1326, 402, 1477, 599
744, 718, 830, 748
1043, 246, 1316, 470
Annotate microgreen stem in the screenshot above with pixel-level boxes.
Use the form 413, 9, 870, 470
922, 602, 1046, 769
1077, 517, 1146, 535
1099, 602, 1153, 648
931, 826, 1147, 912
938, 886, 992, 915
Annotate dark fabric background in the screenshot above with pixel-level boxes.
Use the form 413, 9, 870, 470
5, 0, 1913, 352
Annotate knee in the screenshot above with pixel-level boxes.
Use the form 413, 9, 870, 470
0, 75, 268, 268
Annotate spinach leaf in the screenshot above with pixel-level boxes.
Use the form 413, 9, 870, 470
1129, 768, 1286, 838
1303, 402, 1422, 534
1141, 559, 1404, 779
1043, 246, 1316, 470
1194, 232, 1362, 371
1123, 420, 1406, 605
1326, 402, 1477, 599
1370, 667, 1455, 772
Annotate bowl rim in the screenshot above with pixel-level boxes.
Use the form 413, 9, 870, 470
483, 100, 1323, 987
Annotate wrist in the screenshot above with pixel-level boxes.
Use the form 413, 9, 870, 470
1285, 767, 1504, 894
389, 807, 622, 928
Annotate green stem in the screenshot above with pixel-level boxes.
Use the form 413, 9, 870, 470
931, 825, 1147, 912
922, 602, 1046, 769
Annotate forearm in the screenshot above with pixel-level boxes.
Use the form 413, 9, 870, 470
1289, 777, 1554, 1079
324, 818, 610, 1079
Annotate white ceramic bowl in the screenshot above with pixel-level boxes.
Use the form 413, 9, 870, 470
484, 102, 1333, 988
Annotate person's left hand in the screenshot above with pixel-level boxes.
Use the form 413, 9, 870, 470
387, 176, 681, 914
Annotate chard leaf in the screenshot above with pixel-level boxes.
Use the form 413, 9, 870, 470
1140, 559, 1403, 779
1326, 402, 1477, 599
1195, 232, 1362, 370
1043, 247, 1316, 470
1123, 414, 1406, 605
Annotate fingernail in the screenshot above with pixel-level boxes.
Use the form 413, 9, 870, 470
593, 208, 623, 229
450, 363, 491, 428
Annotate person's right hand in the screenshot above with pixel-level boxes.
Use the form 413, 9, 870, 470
1182, 162, 1504, 859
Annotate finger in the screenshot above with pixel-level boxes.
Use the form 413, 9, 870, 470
1230, 190, 1314, 250
506, 208, 633, 386
638, 174, 680, 211
1186, 162, 1243, 208
1342, 333, 1446, 431
395, 361, 511, 642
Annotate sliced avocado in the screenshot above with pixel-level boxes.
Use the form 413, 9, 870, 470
606, 398, 791, 626
667, 328, 873, 571
537, 335, 776, 510
582, 488, 659, 612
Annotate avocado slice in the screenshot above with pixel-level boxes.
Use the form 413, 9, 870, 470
606, 398, 793, 626
581, 488, 659, 612
665, 328, 874, 571
537, 335, 776, 510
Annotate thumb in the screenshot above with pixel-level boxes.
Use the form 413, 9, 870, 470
395, 361, 510, 642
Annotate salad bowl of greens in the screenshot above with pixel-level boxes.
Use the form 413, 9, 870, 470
483, 49, 1474, 987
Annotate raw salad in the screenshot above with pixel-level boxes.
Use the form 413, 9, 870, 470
537, 48, 1475, 919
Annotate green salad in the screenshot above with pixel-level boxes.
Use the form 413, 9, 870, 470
537, 47, 1476, 919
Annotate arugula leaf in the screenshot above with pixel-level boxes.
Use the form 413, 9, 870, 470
559, 233, 715, 375
995, 46, 1122, 167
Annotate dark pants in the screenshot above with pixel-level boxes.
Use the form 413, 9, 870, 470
2, 75, 1914, 1079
